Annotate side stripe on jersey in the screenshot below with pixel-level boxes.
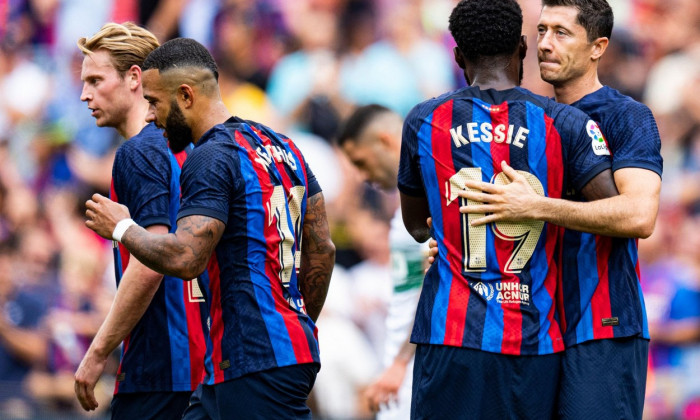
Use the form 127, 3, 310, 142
575, 233, 598, 342
592, 236, 614, 339
234, 130, 312, 366
523, 102, 552, 354
540, 111, 565, 352
632, 239, 649, 337
205, 254, 225, 384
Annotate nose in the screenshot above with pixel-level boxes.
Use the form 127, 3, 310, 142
538, 30, 553, 53
80, 84, 90, 102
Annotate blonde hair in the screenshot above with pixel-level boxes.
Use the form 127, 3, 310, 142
77, 22, 160, 75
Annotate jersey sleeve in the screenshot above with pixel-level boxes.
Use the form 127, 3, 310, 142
556, 107, 613, 191
398, 104, 426, 197
112, 140, 171, 228
608, 103, 663, 177
177, 141, 237, 224
305, 160, 322, 197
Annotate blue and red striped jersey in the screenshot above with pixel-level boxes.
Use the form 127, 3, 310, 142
558, 86, 662, 347
398, 86, 612, 355
177, 117, 321, 385
111, 122, 208, 393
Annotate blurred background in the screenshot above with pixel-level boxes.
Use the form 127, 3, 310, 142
0, 0, 698, 419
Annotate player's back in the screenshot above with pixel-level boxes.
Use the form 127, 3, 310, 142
111, 122, 207, 394
558, 86, 662, 346
398, 86, 611, 355
177, 117, 321, 385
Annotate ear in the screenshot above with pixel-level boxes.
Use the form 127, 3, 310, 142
127, 65, 142, 92
591, 37, 609, 61
177, 84, 195, 108
377, 131, 394, 149
519, 35, 528, 60
453, 47, 466, 69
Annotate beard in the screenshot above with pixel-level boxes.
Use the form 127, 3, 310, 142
166, 101, 193, 153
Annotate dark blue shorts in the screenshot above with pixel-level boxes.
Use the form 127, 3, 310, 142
557, 337, 649, 420
182, 363, 319, 420
411, 344, 561, 420
111, 391, 192, 420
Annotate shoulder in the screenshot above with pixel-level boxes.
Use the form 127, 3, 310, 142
118, 124, 167, 156
406, 88, 466, 124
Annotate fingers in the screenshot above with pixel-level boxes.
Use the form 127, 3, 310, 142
92, 193, 107, 202
426, 217, 432, 230
74, 378, 98, 411
500, 161, 526, 183
428, 238, 438, 254
365, 387, 397, 413
459, 203, 497, 215
457, 189, 500, 204
463, 180, 501, 194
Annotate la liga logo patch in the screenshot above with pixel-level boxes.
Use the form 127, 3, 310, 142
587, 120, 610, 156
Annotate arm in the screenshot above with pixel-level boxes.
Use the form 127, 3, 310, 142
74, 224, 167, 412
458, 162, 660, 238
365, 327, 417, 412
298, 193, 335, 323
85, 194, 225, 279
400, 193, 431, 243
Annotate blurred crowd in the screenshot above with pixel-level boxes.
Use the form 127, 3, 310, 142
0, 0, 698, 418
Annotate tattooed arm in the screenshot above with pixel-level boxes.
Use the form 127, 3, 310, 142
120, 215, 224, 279
298, 192, 335, 323
85, 194, 224, 279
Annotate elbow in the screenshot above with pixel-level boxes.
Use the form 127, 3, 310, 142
627, 213, 656, 239
408, 227, 430, 243
179, 266, 206, 281
325, 239, 337, 270
636, 218, 656, 239
168, 260, 207, 281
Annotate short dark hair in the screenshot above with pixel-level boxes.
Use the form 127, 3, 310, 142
448, 0, 522, 61
542, 0, 614, 41
142, 37, 219, 81
336, 104, 392, 146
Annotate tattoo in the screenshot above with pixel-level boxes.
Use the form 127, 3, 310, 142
298, 192, 335, 322
122, 215, 225, 279
581, 169, 619, 201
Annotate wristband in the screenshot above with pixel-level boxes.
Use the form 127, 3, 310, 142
112, 218, 137, 243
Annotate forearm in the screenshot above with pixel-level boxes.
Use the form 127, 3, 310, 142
400, 193, 431, 242
120, 217, 218, 279
299, 193, 335, 322
86, 260, 163, 359
532, 193, 655, 238
394, 333, 416, 365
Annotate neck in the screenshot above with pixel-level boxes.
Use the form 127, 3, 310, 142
118, 98, 149, 139
190, 100, 232, 144
553, 71, 603, 105
467, 56, 519, 90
